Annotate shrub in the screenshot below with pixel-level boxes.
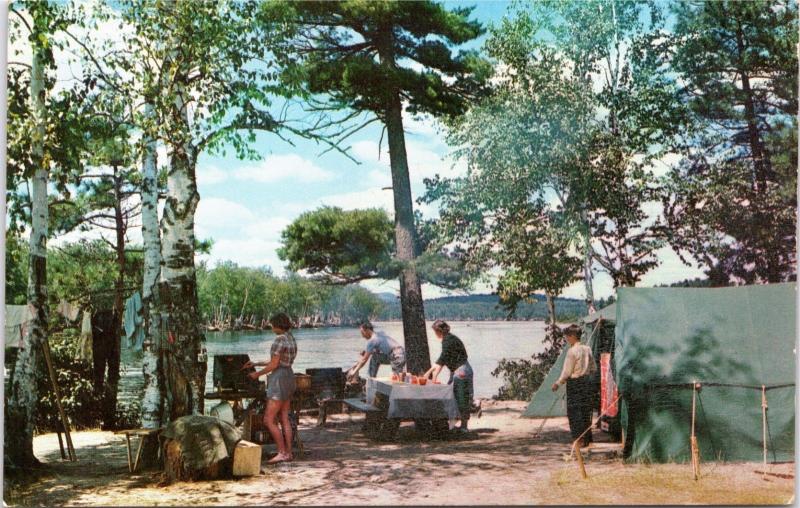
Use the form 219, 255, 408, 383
35, 327, 104, 433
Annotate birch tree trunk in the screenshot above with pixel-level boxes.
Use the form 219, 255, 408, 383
580, 209, 595, 313
5, 45, 48, 469
140, 101, 163, 430
159, 88, 206, 421
545, 292, 557, 328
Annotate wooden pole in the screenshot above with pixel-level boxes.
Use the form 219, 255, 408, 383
761, 385, 768, 477
691, 382, 699, 480
42, 338, 77, 461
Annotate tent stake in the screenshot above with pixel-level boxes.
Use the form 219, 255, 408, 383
761, 385, 768, 478
690, 381, 700, 480
573, 441, 587, 479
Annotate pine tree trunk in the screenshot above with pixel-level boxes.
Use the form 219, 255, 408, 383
140, 100, 163, 431
5, 45, 47, 469
159, 88, 206, 421
375, 31, 430, 374
102, 165, 125, 429
384, 85, 430, 374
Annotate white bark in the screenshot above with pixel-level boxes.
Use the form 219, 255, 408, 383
580, 208, 595, 312
140, 100, 163, 429
159, 84, 206, 420
6, 43, 48, 467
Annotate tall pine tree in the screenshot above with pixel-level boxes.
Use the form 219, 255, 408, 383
665, 0, 798, 283
267, 1, 489, 372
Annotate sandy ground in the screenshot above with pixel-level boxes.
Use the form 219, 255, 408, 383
5, 401, 795, 506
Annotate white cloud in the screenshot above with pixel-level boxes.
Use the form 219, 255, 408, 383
197, 165, 228, 186
233, 154, 334, 184
316, 188, 396, 213
244, 217, 293, 238
195, 197, 255, 236
200, 238, 284, 270
350, 139, 464, 183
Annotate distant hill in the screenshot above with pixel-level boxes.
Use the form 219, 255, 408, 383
375, 293, 586, 322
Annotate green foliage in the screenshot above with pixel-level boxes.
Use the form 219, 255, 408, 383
278, 206, 476, 290
197, 261, 383, 326
424, 0, 679, 299
5, 233, 143, 310
48, 240, 143, 310
34, 327, 102, 432
663, 0, 798, 284
278, 206, 396, 284
7, 0, 97, 234
4, 232, 29, 305
268, 0, 490, 121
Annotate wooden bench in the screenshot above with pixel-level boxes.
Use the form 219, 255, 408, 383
343, 397, 380, 413
114, 428, 162, 473
343, 396, 401, 441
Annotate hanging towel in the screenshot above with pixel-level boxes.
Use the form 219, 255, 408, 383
4, 305, 34, 349
75, 310, 93, 363
56, 300, 81, 322
123, 291, 145, 350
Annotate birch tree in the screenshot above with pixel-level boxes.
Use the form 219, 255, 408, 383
114, 0, 353, 420
5, 0, 82, 469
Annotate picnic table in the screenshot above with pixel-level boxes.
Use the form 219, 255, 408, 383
347, 377, 460, 440
366, 377, 461, 421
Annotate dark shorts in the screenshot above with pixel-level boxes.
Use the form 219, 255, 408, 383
266, 366, 295, 401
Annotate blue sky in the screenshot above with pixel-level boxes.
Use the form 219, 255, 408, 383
191, 0, 704, 300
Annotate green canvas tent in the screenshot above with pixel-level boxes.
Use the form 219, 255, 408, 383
616, 283, 796, 463
523, 304, 616, 418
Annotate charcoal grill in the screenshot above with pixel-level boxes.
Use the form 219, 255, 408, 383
212, 354, 261, 393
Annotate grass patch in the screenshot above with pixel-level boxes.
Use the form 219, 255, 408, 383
545, 462, 794, 505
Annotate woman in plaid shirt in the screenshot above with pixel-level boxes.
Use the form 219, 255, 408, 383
246, 313, 298, 463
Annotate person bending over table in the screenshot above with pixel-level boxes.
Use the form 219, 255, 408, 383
347, 321, 406, 380
244, 312, 297, 464
551, 324, 596, 448
423, 320, 474, 433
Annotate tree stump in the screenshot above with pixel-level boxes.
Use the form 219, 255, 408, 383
161, 439, 231, 483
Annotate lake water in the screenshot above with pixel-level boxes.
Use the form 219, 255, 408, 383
119, 320, 548, 405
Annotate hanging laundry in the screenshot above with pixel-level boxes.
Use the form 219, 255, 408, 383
4, 305, 34, 349
123, 291, 145, 351
75, 310, 94, 363
56, 300, 81, 322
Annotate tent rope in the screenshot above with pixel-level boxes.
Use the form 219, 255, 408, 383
696, 390, 718, 460
647, 382, 794, 391
571, 391, 623, 480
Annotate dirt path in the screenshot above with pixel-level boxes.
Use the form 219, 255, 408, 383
5, 401, 794, 506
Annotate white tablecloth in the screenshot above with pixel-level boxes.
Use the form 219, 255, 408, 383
366, 377, 461, 421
